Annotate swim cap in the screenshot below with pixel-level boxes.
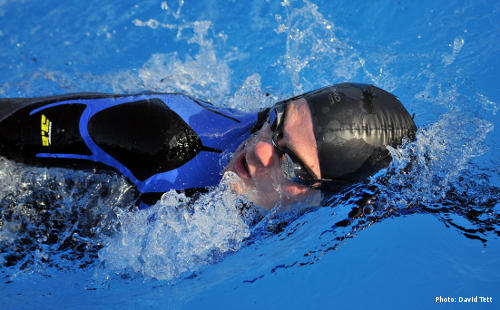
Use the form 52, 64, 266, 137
274, 83, 417, 190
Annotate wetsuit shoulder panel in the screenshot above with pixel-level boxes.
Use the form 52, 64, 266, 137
88, 98, 203, 181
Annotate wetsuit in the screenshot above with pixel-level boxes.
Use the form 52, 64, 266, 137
0, 93, 263, 205
0, 83, 417, 206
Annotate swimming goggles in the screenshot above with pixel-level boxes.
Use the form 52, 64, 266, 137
267, 101, 334, 188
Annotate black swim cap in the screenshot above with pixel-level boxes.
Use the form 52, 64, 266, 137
274, 83, 417, 190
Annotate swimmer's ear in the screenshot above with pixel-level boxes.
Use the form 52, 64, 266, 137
284, 183, 309, 196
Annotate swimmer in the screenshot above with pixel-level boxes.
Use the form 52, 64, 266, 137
0, 83, 416, 209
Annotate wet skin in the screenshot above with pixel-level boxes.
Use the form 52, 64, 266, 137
224, 98, 322, 210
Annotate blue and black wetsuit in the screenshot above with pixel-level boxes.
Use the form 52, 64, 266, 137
0, 93, 265, 205
0, 83, 417, 207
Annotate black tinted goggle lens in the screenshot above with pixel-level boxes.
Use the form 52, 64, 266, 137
268, 102, 285, 131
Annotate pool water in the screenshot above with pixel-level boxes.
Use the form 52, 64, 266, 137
1, 0, 499, 309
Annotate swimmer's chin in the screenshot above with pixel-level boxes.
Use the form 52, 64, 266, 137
221, 170, 247, 195
221, 171, 270, 209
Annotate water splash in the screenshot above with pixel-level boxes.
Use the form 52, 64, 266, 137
442, 35, 465, 66
113, 20, 231, 102
0, 0, 498, 288
383, 112, 493, 205
224, 73, 277, 111
160, 0, 184, 20
0, 159, 135, 277
0, 1, 264, 281
261, 109, 499, 270
273, 0, 363, 93
476, 91, 499, 115
98, 173, 259, 281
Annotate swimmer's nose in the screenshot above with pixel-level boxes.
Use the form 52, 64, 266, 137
255, 141, 274, 167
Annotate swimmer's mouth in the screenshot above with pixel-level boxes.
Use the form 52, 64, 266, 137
235, 153, 251, 179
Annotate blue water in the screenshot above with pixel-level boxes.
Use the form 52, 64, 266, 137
1, 0, 499, 309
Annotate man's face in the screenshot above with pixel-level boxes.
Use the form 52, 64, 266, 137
224, 99, 322, 210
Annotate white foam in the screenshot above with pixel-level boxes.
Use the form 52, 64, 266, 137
383, 111, 493, 206
115, 19, 231, 104
98, 174, 252, 281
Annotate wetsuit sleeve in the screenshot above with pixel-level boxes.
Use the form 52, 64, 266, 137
0, 97, 91, 167
0, 93, 258, 207
0, 94, 205, 179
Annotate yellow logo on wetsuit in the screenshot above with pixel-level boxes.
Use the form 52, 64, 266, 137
41, 114, 52, 146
